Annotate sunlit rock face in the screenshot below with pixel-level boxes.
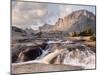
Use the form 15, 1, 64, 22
54, 10, 95, 32
40, 10, 95, 34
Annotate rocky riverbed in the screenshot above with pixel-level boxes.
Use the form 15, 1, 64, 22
11, 38, 96, 74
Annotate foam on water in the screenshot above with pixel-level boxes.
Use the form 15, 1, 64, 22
46, 40, 95, 69
21, 40, 95, 69
62, 48, 95, 69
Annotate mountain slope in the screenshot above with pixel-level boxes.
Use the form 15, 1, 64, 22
12, 26, 35, 40
12, 26, 27, 38
54, 10, 96, 33
41, 10, 96, 34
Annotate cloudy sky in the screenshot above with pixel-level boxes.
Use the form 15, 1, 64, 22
12, 1, 95, 30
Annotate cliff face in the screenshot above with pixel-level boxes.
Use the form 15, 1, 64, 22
53, 10, 95, 32
40, 10, 96, 33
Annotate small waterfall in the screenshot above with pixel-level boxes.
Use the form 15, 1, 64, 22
36, 44, 53, 60
14, 39, 95, 69
62, 45, 95, 69
36, 40, 95, 69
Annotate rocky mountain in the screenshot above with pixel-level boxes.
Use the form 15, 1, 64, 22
41, 10, 96, 34
12, 10, 96, 38
12, 26, 34, 39
39, 24, 53, 32
12, 26, 27, 38
25, 28, 34, 35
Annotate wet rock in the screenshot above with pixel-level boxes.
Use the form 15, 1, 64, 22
12, 43, 48, 63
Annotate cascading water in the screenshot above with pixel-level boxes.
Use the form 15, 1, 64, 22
36, 40, 95, 69
15, 39, 95, 69
36, 43, 53, 60
54, 42, 96, 69
62, 48, 95, 69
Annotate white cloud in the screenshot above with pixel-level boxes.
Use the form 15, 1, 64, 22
12, 2, 48, 28
12, 1, 95, 29
59, 5, 72, 18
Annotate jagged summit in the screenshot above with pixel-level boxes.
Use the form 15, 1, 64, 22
40, 10, 95, 33
66, 10, 95, 19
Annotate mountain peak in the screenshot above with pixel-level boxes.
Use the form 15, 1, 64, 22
38, 10, 95, 34
66, 9, 95, 19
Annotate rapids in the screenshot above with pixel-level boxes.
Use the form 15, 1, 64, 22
36, 40, 96, 69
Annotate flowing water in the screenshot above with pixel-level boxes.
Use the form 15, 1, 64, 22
35, 40, 96, 69
12, 39, 96, 69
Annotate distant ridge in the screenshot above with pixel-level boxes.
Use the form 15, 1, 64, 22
40, 10, 96, 34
